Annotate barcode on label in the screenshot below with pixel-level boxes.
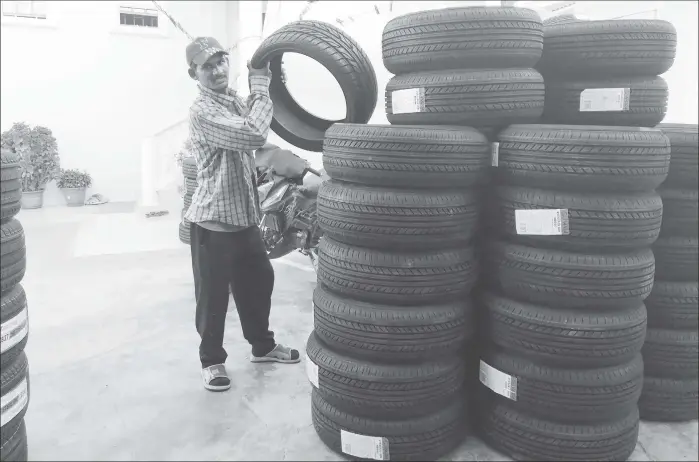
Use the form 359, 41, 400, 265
491, 142, 500, 167
479, 360, 518, 401
340, 430, 390, 460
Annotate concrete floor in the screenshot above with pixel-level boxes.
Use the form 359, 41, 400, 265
16, 204, 699, 461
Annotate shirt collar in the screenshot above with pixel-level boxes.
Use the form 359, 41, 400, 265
198, 83, 238, 106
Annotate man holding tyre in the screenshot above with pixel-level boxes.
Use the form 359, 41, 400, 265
183, 36, 300, 392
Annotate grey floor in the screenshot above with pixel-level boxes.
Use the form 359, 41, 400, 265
17, 204, 699, 461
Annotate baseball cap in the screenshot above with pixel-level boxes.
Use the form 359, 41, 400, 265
186, 37, 228, 67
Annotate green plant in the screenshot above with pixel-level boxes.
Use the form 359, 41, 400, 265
1, 122, 61, 192
57, 168, 92, 189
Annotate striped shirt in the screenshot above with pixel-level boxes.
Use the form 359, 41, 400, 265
184, 76, 273, 229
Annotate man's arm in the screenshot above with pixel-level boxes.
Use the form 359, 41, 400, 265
195, 75, 273, 151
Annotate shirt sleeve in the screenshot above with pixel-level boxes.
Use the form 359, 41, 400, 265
195, 76, 273, 151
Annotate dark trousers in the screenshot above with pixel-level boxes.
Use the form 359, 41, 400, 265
190, 223, 276, 367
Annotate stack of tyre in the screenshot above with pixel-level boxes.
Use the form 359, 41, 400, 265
640, 123, 699, 423
179, 157, 196, 245
308, 123, 487, 461
475, 18, 678, 461
1, 149, 30, 462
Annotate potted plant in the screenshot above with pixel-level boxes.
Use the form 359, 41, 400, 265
56, 169, 92, 207
1, 122, 61, 209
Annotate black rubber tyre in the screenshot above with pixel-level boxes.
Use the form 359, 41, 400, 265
312, 284, 473, 363
182, 157, 197, 179
183, 193, 192, 209
658, 188, 698, 238
251, 20, 377, 152
642, 328, 698, 380
179, 222, 190, 245
317, 180, 479, 251
482, 294, 647, 368
0, 284, 28, 369
657, 123, 698, 189
487, 242, 655, 309
184, 178, 197, 195
1, 219, 26, 293
495, 124, 671, 192
653, 236, 698, 282
543, 76, 668, 127
0, 418, 27, 462
1, 150, 22, 223
543, 15, 582, 26
306, 332, 464, 419
385, 69, 545, 131
645, 281, 698, 330
322, 124, 490, 188
317, 237, 477, 305
639, 376, 699, 422
0, 351, 29, 451
382, 6, 543, 74
312, 389, 465, 462
480, 402, 639, 462
480, 351, 643, 424
492, 185, 663, 251
538, 19, 677, 77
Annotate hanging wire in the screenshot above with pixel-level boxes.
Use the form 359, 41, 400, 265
151, 0, 193, 40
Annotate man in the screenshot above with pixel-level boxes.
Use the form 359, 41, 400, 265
183, 37, 300, 392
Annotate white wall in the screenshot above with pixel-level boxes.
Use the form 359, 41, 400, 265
0, 0, 239, 205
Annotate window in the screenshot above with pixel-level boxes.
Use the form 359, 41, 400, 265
1, 1, 47, 19
119, 6, 158, 28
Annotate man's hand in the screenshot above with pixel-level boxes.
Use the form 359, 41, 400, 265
248, 60, 271, 79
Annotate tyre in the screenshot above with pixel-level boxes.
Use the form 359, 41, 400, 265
543, 76, 668, 127
322, 124, 490, 188
487, 242, 655, 309
642, 328, 698, 379
382, 6, 543, 74
495, 124, 670, 192
306, 332, 464, 419
658, 188, 698, 238
639, 376, 699, 422
251, 20, 377, 152
657, 123, 698, 189
482, 294, 647, 368
317, 180, 479, 250
184, 178, 197, 195
318, 237, 477, 305
0, 419, 27, 462
311, 389, 465, 462
385, 68, 545, 130
479, 351, 643, 424
179, 222, 190, 245
653, 236, 698, 281
537, 19, 676, 77
0, 351, 29, 451
1, 150, 21, 223
0, 219, 26, 293
645, 281, 698, 330
312, 284, 473, 362
492, 185, 663, 251
182, 157, 197, 180
0, 284, 28, 369
480, 402, 639, 462
543, 15, 581, 26
183, 193, 192, 209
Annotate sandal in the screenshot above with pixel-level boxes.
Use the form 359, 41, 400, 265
201, 364, 231, 391
250, 344, 300, 364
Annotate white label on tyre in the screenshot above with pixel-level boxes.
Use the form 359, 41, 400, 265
479, 360, 517, 401
305, 353, 319, 388
515, 209, 570, 235
491, 142, 500, 167
340, 430, 390, 460
579, 88, 630, 112
0, 306, 28, 354
0, 377, 28, 426
391, 88, 425, 114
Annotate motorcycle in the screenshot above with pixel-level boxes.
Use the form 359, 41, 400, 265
255, 144, 324, 272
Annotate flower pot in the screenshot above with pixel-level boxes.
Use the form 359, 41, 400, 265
61, 188, 87, 207
21, 190, 44, 209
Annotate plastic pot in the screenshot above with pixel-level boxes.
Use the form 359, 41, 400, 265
61, 188, 87, 207
21, 190, 44, 209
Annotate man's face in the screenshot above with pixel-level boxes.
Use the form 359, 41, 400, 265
194, 53, 229, 91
